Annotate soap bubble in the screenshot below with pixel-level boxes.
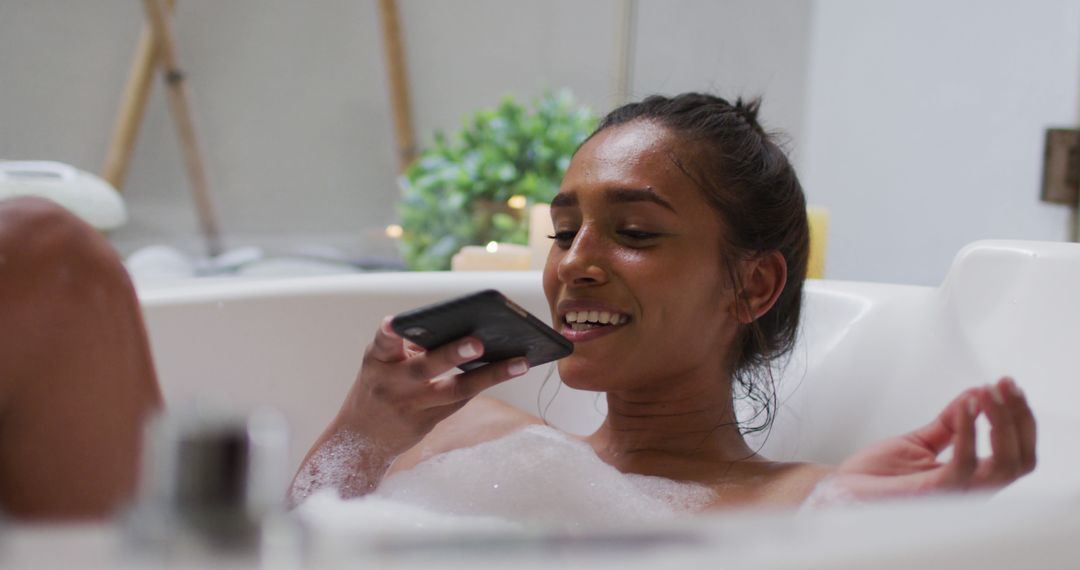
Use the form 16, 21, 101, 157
297, 426, 717, 539
372, 425, 716, 529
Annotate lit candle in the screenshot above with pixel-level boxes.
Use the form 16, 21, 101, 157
807, 206, 829, 279
451, 241, 532, 271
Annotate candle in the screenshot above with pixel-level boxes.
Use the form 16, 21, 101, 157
451, 241, 532, 271
528, 203, 554, 270
806, 206, 829, 279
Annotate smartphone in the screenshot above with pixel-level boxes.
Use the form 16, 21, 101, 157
390, 289, 573, 371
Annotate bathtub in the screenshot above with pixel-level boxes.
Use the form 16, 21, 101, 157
138, 239, 1080, 489
6, 239, 1078, 569
140, 239, 1080, 564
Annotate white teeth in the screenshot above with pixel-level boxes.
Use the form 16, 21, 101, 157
564, 310, 629, 326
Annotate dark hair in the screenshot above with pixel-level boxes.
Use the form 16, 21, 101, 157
588, 93, 809, 434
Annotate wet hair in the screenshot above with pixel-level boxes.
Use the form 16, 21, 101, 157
587, 93, 809, 435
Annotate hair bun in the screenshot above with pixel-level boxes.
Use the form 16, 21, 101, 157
733, 97, 765, 133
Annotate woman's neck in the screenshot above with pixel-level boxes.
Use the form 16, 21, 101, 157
586, 375, 760, 478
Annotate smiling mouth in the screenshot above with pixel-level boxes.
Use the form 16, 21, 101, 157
563, 310, 631, 331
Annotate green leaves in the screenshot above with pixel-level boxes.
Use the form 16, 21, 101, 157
398, 90, 597, 270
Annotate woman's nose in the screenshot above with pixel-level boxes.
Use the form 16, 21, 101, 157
557, 228, 608, 287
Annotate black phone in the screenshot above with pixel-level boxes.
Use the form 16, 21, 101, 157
390, 289, 573, 371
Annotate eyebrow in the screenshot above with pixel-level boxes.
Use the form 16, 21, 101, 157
550, 188, 677, 214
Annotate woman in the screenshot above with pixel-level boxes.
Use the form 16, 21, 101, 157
0, 93, 1035, 521
289, 93, 1036, 511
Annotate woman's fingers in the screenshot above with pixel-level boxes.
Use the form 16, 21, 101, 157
402, 337, 484, 383
938, 379, 1036, 492
1002, 377, 1037, 474
975, 377, 1025, 486
365, 320, 527, 406
428, 358, 530, 405
941, 391, 978, 488
366, 316, 485, 382
939, 379, 1037, 491
344, 318, 526, 454
909, 388, 979, 454
367, 316, 409, 363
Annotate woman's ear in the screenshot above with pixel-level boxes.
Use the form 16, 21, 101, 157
734, 251, 788, 324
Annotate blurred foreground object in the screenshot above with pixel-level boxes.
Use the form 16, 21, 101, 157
0, 161, 127, 230
126, 405, 296, 562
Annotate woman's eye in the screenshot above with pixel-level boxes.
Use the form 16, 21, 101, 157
546, 228, 660, 248
618, 229, 661, 242
547, 230, 577, 247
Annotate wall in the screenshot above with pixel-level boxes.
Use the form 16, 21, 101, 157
801, 0, 1080, 285
1, 1, 401, 256
633, 0, 813, 160
3, 1, 1075, 286
0, 0, 811, 261
0, 1, 622, 258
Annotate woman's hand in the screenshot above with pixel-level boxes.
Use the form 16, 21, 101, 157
289, 316, 529, 505
816, 377, 1036, 505
336, 316, 530, 457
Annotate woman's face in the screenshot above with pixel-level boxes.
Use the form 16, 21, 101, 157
543, 120, 741, 393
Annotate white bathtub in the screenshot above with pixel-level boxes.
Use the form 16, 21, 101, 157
134, 239, 1080, 568
139, 239, 1080, 496
5, 239, 1080, 569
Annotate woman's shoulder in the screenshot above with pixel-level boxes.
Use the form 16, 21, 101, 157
387, 396, 544, 475
705, 461, 835, 509
760, 461, 835, 505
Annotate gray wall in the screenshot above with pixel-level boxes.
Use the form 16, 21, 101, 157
1, 1, 403, 255
633, 0, 812, 160
0, 0, 812, 259
7, 1, 1073, 286
801, 0, 1079, 284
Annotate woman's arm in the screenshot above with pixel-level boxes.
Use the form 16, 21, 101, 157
287, 317, 530, 507
806, 377, 1036, 507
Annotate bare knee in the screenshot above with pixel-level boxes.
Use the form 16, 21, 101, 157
0, 195, 92, 239
0, 198, 159, 520
0, 196, 129, 293
0, 196, 139, 369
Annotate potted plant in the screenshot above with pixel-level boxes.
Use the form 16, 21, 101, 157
397, 90, 597, 270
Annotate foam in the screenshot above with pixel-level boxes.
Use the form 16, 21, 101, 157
371, 425, 716, 529
288, 431, 372, 506
295, 426, 717, 534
